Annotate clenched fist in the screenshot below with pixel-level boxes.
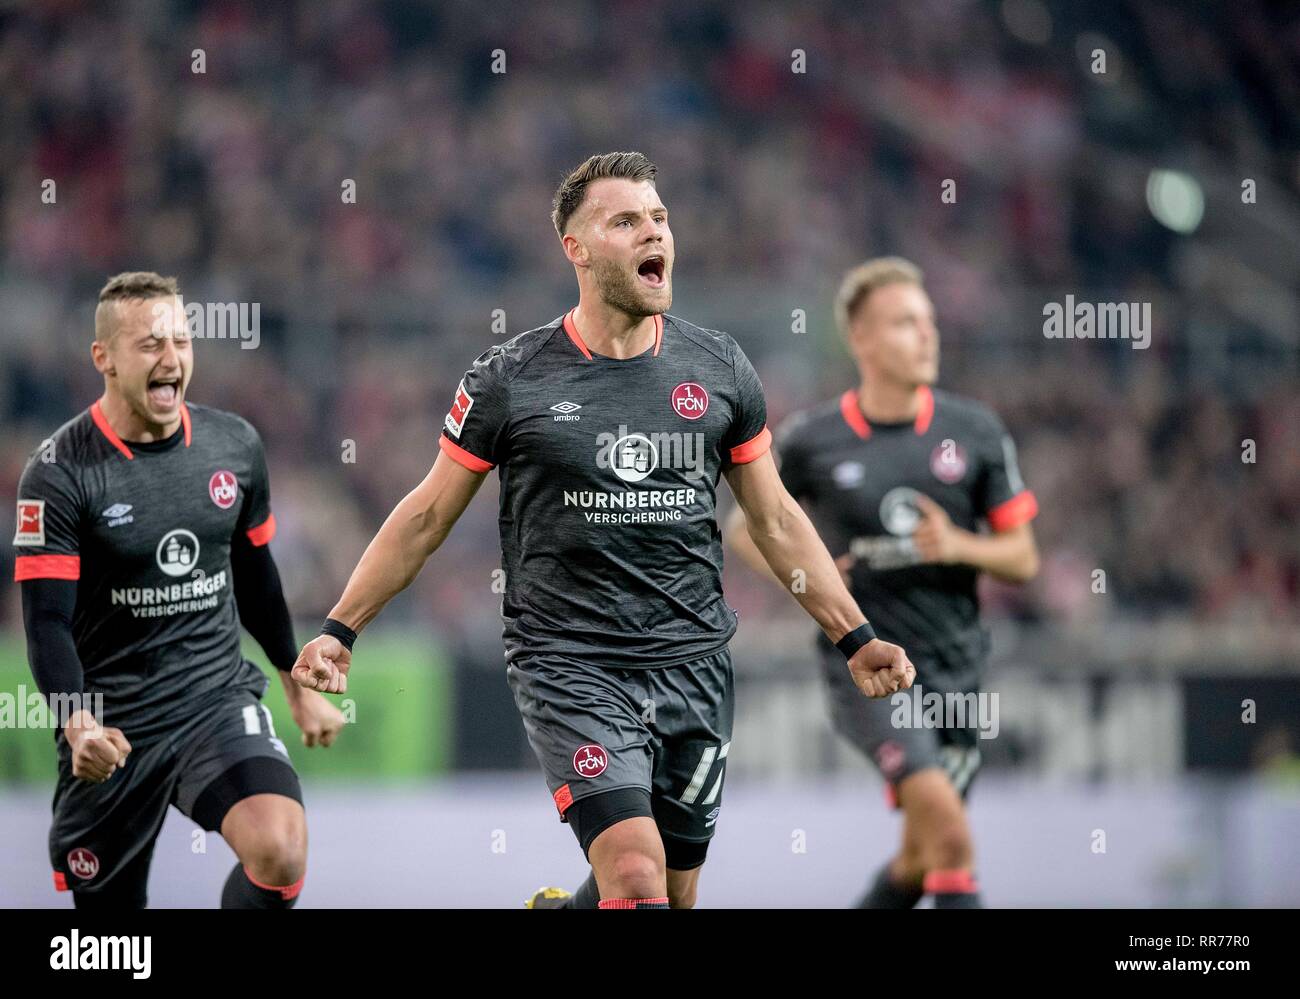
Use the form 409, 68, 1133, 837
291, 634, 352, 694
846, 638, 916, 699
64, 710, 131, 783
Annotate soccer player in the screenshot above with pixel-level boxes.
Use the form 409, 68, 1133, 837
292, 152, 915, 910
726, 257, 1039, 909
14, 272, 344, 909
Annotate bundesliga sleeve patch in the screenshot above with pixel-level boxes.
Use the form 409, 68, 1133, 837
14, 499, 45, 546
444, 379, 474, 439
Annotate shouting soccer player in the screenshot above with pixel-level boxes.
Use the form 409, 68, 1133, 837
292, 152, 914, 910
14, 272, 344, 909
727, 257, 1039, 909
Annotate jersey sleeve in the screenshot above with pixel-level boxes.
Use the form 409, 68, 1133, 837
723, 342, 771, 466
13, 452, 84, 581
975, 412, 1038, 532
439, 348, 511, 472
236, 426, 277, 547
772, 413, 814, 500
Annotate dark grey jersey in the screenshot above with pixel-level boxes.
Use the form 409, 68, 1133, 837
13, 402, 276, 743
439, 311, 771, 669
777, 387, 1037, 685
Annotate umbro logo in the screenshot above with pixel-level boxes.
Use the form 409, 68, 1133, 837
550, 401, 582, 422
103, 503, 134, 527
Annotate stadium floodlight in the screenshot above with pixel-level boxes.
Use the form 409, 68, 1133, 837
1146, 168, 1205, 234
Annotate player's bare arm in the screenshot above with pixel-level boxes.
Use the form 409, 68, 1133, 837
723, 450, 914, 698
910, 494, 1039, 582
291, 451, 487, 694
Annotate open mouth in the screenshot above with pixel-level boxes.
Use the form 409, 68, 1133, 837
636, 254, 666, 288
147, 377, 180, 408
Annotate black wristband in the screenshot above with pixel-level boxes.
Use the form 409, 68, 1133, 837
835, 622, 877, 660
321, 617, 357, 652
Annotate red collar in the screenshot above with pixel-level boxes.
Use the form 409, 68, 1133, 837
563, 309, 663, 361
90, 400, 191, 460
839, 385, 934, 440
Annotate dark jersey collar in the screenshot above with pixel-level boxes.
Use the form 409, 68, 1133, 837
839, 385, 934, 440
90, 400, 192, 460
562, 309, 664, 361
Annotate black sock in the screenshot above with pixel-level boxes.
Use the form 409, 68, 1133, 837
925, 870, 982, 908
565, 870, 601, 909
857, 863, 924, 909
221, 864, 302, 909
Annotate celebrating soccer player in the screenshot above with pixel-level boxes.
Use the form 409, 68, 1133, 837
727, 257, 1040, 908
291, 152, 914, 910
13, 272, 344, 909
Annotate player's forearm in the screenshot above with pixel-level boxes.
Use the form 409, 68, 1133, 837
745, 497, 866, 643
951, 528, 1039, 583
723, 506, 781, 581
328, 487, 453, 633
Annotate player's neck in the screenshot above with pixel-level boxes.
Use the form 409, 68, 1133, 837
97, 391, 182, 443
856, 380, 922, 424
571, 301, 657, 359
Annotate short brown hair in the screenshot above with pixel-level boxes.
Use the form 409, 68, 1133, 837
835, 257, 923, 336
551, 152, 657, 236
95, 271, 181, 340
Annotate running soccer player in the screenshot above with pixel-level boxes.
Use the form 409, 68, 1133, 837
726, 257, 1039, 909
292, 152, 915, 910
14, 272, 344, 909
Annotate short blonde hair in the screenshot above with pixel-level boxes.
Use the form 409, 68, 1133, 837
95, 271, 181, 341
834, 257, 923, 336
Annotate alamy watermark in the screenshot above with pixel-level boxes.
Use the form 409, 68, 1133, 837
595, 425, 707, 482
1043, 296, 1150, 350
890, 683, 999, 740
0, 686, 105, 730
151, 298, 260, 349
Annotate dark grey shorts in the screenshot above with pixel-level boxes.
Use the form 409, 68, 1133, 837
819, 645, 983, 808
49, 680, 301, 896
506, 647, 734, 846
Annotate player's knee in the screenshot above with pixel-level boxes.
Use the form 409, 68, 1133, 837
235, 813, 306, 885
922, 818, 973, 871
602, 848, 664, 898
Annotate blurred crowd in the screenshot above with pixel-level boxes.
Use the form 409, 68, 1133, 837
1, 0, 1297, 638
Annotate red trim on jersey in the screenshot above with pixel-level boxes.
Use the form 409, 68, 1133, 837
884, 783, 899, 810
89, 401, 190, 456
246, 513, 277, 547
438, 434, 494, 473
914, 385, 935, 434
244, 867, 305, 900
987, 490, 1038, 532
53, 871, 68, 892
840, 386, 934, 439
15, 554, 80, 581
562, 309, 594, 360
729, 425, 772, 464
554, 783, 574, 815
562, 309, 663, 360
90, 401, 134, 460
923, 869, 978, 894
840, 390, 871, 439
